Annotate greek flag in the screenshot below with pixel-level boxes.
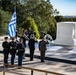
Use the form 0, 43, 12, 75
8, 9, 16, 37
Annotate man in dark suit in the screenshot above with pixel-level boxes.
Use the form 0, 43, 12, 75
39, 37, 47, 62
28, 35, 35, 61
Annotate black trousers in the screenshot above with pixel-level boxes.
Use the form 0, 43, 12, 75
30, 49, 35, 61
40, 51, 45, 62
4, 52, 9, 64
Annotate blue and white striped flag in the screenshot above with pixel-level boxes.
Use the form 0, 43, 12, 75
8, 9, 16, 37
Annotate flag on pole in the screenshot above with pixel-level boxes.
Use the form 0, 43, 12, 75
8, 8, 16, 37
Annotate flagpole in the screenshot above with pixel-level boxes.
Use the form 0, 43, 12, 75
14, 4, 17, 39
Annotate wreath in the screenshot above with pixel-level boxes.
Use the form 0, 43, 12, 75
44, 34, 52, 44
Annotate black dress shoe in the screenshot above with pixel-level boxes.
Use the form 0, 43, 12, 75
30, 59, 33, 61
41, 61, 45, 62
17, 68, 21, 69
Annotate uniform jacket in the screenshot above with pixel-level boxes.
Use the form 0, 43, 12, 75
17, 43, 25, 55
39, 40, 46, 51
10, 41, 17, 54
20, 36, 26, 47
28, 38, 35, 50
2, 41, 10, 53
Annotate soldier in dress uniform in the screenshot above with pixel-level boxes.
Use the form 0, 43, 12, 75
17, 39, 25, 68
10, 37, 17, 65
39, 37, 47, 62
20, 34, 27, 59
2, 37, 10, 65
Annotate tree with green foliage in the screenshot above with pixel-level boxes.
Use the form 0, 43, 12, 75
0, 0, 59, 39
55, 15, 65, 22
25, 17, 40, 39
0, 8, 11, 35
23, 0, 55, 32
0, 0, 21, 13
16, 0, 58, 39
55, 15, 76, 22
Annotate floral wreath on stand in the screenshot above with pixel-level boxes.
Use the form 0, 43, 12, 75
44, 34, 53, 44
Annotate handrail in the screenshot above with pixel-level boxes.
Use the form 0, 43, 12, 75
3, 63, 65, 75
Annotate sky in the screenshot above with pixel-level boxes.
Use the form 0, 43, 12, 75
50, 0, 76, 16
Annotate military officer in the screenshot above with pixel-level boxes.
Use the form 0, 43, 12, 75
17, 39, 25, 68
10, 37, 17, 65
39, 37, 47, 62
2, 37, 10, 65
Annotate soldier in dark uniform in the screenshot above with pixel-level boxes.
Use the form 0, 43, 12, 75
17, 39, 25, 68
20, 34, 27, 59
39, 37, 47, 62
10, 37, 17, 65
2, 37, 10, 64
20, 34, 26, 47
28, 35, 35, 61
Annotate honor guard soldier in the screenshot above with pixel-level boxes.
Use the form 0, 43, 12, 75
2, 37, 10, 65
20, 34, 27, 59
10, 37, 17, 65
17, 39, 25, 68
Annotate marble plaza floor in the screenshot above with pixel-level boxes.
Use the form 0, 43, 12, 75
0, 54, 76, 75
0, 36, 76, 75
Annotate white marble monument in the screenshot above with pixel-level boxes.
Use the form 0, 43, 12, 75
54, 22, 76, 46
